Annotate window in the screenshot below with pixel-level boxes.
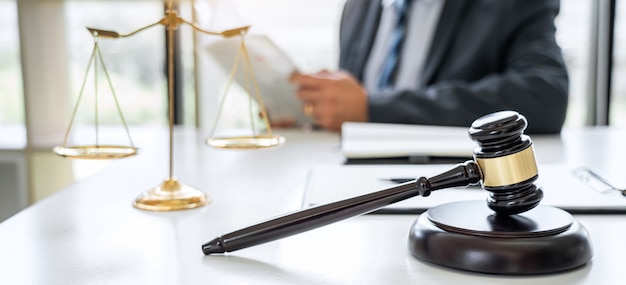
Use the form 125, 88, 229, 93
611, 0, 626, 126
556, 0, 593, 128
65, 1, 167, 126
9, 0, 172, 203
0, 0, 24, 128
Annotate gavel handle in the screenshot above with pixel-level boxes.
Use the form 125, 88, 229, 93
202, 161, 482, 254
424, 160, 482, 192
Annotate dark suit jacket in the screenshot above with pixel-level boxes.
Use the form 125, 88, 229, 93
339, 0, 568, 134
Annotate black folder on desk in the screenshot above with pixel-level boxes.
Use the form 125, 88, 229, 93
302, 164, 626, 214
341, 122, 474, 164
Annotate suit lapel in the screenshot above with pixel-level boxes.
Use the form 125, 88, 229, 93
343, 0, 382, 80
420, 0, 472, 85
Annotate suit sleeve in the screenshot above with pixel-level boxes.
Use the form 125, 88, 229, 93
366, 0, 568, 134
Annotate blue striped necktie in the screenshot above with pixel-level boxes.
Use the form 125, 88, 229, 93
378, 0, 410, 90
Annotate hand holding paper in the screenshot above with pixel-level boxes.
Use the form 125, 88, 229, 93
289, 70, 369, 131
205, 34, 311, 126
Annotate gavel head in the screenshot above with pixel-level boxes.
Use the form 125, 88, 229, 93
469, 111, 543, 215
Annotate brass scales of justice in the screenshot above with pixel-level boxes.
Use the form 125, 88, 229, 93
53, 1, 285, 211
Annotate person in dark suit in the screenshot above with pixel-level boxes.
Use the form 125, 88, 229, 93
289, 0, 568, 134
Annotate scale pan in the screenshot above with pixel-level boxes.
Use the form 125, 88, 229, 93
206, 134, 285, 150
53, 145, 139, 159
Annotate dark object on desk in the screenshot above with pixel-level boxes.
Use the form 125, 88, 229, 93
202, 111, 592, 275
408, 201, 592, 274
410, 111, 590, 274
379, 178, 416, 184
379, 177, 483, 188
345, 155, 470, 165
468, 110, 544, 214
202, 160, 479, 255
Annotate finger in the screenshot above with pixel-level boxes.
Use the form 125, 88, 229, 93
290, 72, 330, 88
271, 118, 296, 128
289, 72, 312, 84
295, 88, 325, 101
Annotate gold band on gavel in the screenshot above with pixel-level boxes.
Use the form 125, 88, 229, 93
474, 146, 538, 187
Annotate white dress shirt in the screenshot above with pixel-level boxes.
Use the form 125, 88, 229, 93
363, 0, 446, 93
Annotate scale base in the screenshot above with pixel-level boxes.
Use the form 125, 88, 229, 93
408, 200, 592, 275
133, 178, 209, 211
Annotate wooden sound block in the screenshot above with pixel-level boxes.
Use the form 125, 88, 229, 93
407, 200, 593, 275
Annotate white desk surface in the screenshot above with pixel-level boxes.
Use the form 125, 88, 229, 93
1, 126, 625, 285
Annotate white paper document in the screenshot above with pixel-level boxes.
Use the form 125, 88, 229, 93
341, 122, 474, 161
205, 34, 311, 126
303, 164, 626, 214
